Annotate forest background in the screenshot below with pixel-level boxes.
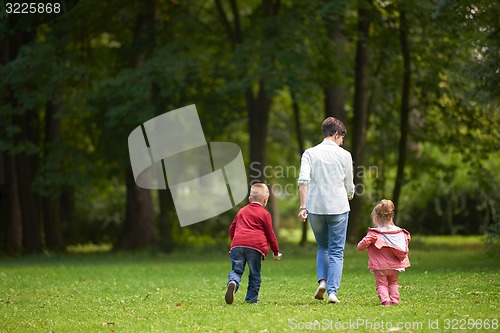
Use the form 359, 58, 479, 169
0, 0, 498, 255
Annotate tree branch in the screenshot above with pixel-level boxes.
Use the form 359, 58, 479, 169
229, 0, 243, 44
215, 0, 235, 46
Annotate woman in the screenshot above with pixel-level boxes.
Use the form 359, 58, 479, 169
297, 117, 355, 303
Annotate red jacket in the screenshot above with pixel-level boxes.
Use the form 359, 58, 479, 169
229, 202, 280, 258
357, 227, 411, 270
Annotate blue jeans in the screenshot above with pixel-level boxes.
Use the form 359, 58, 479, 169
309, 212, 349, 296
227, 247, 262, 303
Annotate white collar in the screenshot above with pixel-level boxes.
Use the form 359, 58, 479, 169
322, 139, 339, 147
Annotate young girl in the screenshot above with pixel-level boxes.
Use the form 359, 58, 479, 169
357, 199, 411, 305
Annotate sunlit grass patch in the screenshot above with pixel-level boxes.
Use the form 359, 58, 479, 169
1, 236, 498, 332
66, 243, 113, 254
410, 235, 486, 251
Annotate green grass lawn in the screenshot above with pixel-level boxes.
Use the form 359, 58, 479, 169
1, 236, 498, 332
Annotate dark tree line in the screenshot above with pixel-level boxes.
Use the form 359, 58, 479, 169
1, 0, 498, 254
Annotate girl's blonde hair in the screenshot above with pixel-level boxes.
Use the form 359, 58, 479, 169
371, 199, 395, 227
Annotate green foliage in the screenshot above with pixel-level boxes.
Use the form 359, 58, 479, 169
0, 42, 52, 155
485, 222, 500, 254
433, 0, 499, 100
2, 0, 499, 253
32, 142, 91, 198
358, 0, 500, 239
69, 177, 125, 245
400, 144, 500, 235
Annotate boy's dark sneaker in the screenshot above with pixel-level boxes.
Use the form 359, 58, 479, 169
225, 281, 236, 304
381, 301, 391, 306
246, 299, 262, 304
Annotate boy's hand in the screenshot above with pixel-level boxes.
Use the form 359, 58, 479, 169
274, 252, 283, 261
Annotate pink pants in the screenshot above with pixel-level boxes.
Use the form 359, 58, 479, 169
374, 270, 400, 304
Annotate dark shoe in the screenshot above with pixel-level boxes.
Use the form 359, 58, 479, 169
225, 281, 236, 304
381, 301, 391, 306
246, 299, 262, 304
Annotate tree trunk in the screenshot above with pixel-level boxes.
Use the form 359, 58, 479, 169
247, 84, 276, 232
0, 35, 23, 254
324, 86, 346, 123
117, 0, 158, 249
247, 84, 272, 182
118, 167, 158, 249
392, 9, 411, 218
0, 40, 10, 252
269, 189, 280, 237
158, 187, 176, 252
0, 152, 5, 251
217, 0, 279, 183
42, 100, 64, 251
290, 89, 309, 246
347, 0, 371, 242
15, 113, 43, 253
5, 154, 23, 254
215, 0, 280, 226
248, 2, 280, 226
151, 95, 176, 252
43, 197, 63, 250
60, 187, 75, 244
2, 32, 42, 254
324, 14, 347, 123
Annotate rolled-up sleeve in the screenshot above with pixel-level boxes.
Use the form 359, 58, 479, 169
297, 151, 311, 185
357, 233, 376, 251
344, 152, 355, 198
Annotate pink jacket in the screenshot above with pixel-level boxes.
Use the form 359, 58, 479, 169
357, 227, 411, 270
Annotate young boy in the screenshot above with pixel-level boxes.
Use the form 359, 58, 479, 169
225, 183, 282, 304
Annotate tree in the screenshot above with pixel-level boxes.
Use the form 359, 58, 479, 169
323, 5, 348, 122
391, 7, 411, 216
215, 0, 281, 182
348, 0, 372, 241
41, 100, 64, 251
0, 30, 44, 254
1, 0, 498, 254
107, 0, 159, 250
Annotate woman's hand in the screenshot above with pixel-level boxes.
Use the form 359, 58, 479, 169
298, 209, 308, 222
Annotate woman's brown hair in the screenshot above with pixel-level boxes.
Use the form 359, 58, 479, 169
321, 117, 347, 138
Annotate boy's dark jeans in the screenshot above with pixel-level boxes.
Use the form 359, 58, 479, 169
227, 247, 262, 303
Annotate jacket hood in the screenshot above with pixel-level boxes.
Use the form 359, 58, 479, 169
369, 228, 410, 260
